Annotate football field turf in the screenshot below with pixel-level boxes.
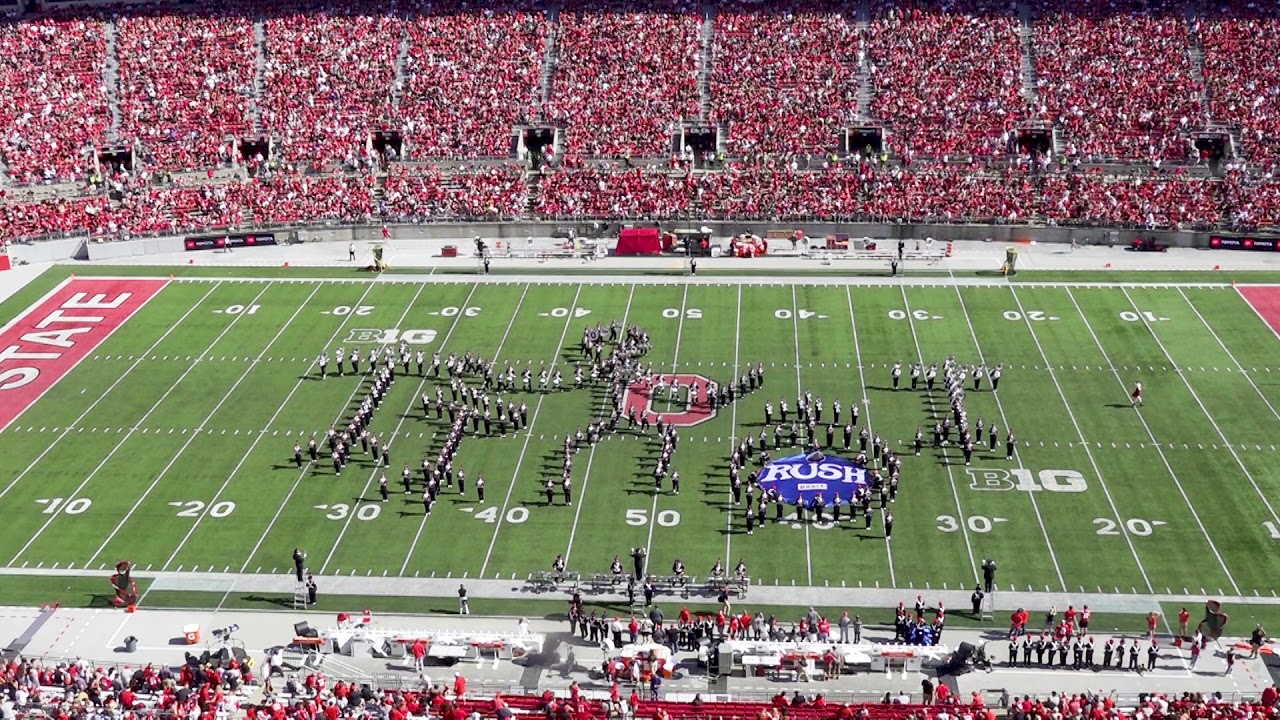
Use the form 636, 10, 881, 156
4, 271, 1280, 605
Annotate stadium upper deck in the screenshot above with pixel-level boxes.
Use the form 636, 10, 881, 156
0, 0, 1277, 241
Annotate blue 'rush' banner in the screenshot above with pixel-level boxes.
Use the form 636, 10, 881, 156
755, 452, 869, 504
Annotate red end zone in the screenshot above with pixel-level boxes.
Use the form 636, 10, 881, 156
0, 278, 168, 430
1237, 286, 1280, 340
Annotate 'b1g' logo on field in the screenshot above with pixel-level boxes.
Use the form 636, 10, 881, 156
343, 328, 438, 345
968, 468, 1088, 493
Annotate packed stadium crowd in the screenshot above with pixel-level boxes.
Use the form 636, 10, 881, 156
1, 0, 1279, 243
2, 647, 1279, 720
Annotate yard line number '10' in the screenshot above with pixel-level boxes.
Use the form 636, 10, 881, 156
36, 497, 91, 515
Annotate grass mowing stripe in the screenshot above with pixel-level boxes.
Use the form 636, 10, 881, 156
398, 282, 533, 576
1121, 287, 1280, 530
563, 284, 636, 568
225, 280, 404, 578
84, 283, 324, 568
0, 282, 221, 504
1064, 287, 1241, 594
6, 281, 275, 566
788, 286, 813, 586
722, 285, 741, 569
479, 284, 585, 578
1008, 286, 1155, 593
643, 284, 688, 564
317, 283, 482, 574
845, 286, 896, 587
897, 282, 980, 584
951, 286, 1067, 592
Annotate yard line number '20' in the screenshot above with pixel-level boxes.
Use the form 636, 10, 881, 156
1094, 518, 1165, 536
173, 500, 235, 518
626, 508, 681, 527
331, 305, 375, 316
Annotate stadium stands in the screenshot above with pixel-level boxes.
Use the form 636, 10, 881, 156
710, 1, 861, 157
116, 10, 257, 172
0, 13, 111, 185
866, 0, 1024, 159
1199, 2, 1280, 167
259, 4, 400, 170
1031, 0, 1203, 162
399, 3, 549, 160
1, 1, 1278, 242
549, 0, 701, 158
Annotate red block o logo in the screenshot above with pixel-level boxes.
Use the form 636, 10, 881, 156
622, 373, 717, 427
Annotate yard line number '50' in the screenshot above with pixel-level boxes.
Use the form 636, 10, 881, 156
626, 508, 681, 527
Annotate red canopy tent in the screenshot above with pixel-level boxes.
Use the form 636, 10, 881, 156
616, 228, 662, 256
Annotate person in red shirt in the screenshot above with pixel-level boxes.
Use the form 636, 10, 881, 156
452, 673, 466, 699
1178, 607, 1191, 637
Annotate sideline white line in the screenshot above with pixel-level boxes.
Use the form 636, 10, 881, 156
951, 286, 1066, 592
789, 286, 813, 586
722, 285, 742, 569
7, 282, 276, 565
845, 287, 895, 586
398, 283, 532, 576
1008, 286, 1154, 593
1122, 288, 1280, 529
227, 280, 410, 578
642, 285, 689, 565
0, 282, 220, 503
1065, 288, 1240, 594
564, 285, 636, 568
86, 284, 323, 567
319, 283, 482, 574
897, 282, 980, 584
479, 284, 585, 577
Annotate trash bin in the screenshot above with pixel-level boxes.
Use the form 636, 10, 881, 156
124, 636, 137, 653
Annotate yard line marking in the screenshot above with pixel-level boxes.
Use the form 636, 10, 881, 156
643, 285, 689, 566
226, 279, 402, 579
952, 287, 1065, 592
0, 282, 221, 504
1125, 288, 1280, 527
1180, 289, 1280, 427
480, 284, 585, 578
8, 282, 276, 565
565, 285, 636, 569
399, 283, 532, 576
86, 283, 324, 568
1066, 288, 1240, 594
789, 286, 813, 586
319, 283, 483, 575
846, 287, 895, 586
898, 282, 979, 584
723, 286, 742, 570
1008, 286, 1153, 593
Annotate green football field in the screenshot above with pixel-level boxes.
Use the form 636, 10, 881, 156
4, 270, 1280, 603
